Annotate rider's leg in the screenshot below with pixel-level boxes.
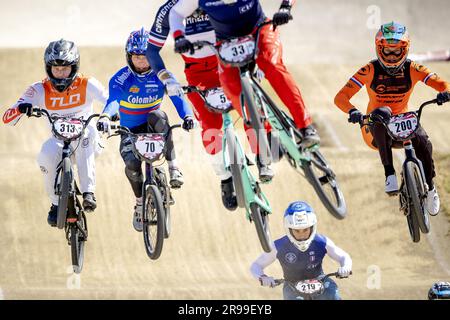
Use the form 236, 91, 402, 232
412, 126, 439, 215
120, 135, 144, 232
254, 23, 318, 147
37, 136, 63, 226
315, 279, 341, 300
185, 59, 236, 210
74, 123, 97, 211
147, 109, 183, 188
282, 283, 304, 300
369, 108, 398, 194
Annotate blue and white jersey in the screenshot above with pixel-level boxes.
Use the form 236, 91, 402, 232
170, 0, 266, 40
274, 235, 326, 282
147, 0, 216, 74
250, 233, 352, 284
102, 67, 192, 129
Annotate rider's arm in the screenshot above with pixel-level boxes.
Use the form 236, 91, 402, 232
325, 237, 352, 269
101, 77, 122, 118
168, 0, 199, 38
87, 77, 108, 106
249, 244, 277, 279
334, 62, 374, 113
2, 82, 42, 126
168, 93, 194, 120
145, 1, 173, 74
410, 61, 450, 93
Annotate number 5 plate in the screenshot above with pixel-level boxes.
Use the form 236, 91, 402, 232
387, 112, 418, 140
134, 134, 165, 160
218, 36, 256, 65
294, 279, 324, 294
205, 88, 232, 113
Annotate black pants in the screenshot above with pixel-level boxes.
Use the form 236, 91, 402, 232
369, 108, 435, 187
120, 109, 175, 198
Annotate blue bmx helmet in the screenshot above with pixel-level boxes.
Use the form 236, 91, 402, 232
284, 201, 317, 252
125, 27, 151, 76
428, 281, 450, 300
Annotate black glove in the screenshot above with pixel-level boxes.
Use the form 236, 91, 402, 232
18, 103, 32, 116
182, 116, 195, 131
436, 91, 450, 105
348, 108, 363, 124
110, 113, 120, 122
272, 5, 293, 27
174, 35, 194, 55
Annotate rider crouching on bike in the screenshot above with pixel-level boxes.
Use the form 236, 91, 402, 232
169, 0, 321, 182
146, 1, 238, 211
250, 201, 352, 300
334, 22, 450, 216
99, 28, 195, 232
2, 39, 107, 226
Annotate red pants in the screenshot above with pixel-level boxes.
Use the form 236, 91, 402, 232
184, 56, 223, 155
218, 23, 312, 134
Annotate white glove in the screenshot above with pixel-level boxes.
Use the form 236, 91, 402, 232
253, 67, 265, 83
259, 275, 276, 287
157, 69, 184, 97
337, 266, 352, 278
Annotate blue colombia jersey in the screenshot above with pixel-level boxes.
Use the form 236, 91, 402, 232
102, 67, 192, 129
274, 234, 327, 283
198, 0, 266, 39
147, 0, 214, 73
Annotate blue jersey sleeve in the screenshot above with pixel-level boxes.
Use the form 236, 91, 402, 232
102, 76, 123, 117
169, 94, 193, 120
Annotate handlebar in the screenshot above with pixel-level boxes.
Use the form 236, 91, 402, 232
273, 271, 352, 287
108, 124, 182, 138
29, 107, 101, 127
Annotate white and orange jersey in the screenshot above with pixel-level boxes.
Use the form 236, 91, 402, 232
3, 75, 108, 126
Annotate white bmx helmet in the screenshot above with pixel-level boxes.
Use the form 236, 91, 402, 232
284, 201, 317, 252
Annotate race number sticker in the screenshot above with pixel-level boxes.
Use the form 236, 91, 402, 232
135, 134, 165, 160
205, 88, 232, 112
387, 112, 418, 139
295, 279, 324, 294
53, 119, 83, 139
219, 36, 256, 64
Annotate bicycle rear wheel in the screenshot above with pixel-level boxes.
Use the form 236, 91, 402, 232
302, 151, 347, 220
143, 184, 165, 260
70, 212, 86, 274
250, 202, 272, 253
57, 157, 72, 229
404, 161, 430, 234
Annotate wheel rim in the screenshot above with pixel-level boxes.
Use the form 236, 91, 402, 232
144, 195, 158, 253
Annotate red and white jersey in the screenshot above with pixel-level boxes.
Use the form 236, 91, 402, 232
3, 75, 107, 126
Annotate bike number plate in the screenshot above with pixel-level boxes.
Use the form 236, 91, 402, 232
387, 112, 418, 139
294, 279, 323, 294
218, 36, 256, 64
205, 88, 232, 112
53, 119, 83, 140
135, 134, 165, 160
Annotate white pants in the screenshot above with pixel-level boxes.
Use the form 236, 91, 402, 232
36, 123, 101, 205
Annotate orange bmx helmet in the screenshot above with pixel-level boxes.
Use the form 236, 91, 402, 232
375, 22, 410, 75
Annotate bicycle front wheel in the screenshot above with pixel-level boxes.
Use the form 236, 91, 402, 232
70, 213, 86, 274
302, 151, 347, 219
405, 161, 430, 234
57, 157, 72, 229
250, 202, 272, 253
143, 184, 165, 260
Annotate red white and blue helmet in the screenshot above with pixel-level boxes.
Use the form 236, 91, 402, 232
284, 201, 317, 252
125, 28, 151, 76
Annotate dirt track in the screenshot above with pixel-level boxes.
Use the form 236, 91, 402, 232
1, 0, 450, 300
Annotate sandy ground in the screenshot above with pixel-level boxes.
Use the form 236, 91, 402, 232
0, 0, 450, 300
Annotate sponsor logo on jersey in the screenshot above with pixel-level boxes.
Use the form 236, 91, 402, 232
82, 138, 89, 148
129, 85, 140, 93
2, 107, 21, 124
205, 0, 236, 7
127, 95, 158, 105
154, 0, 177, 34
285, 252, 297, 264
239, 1, 254, 14
49, 94, 81, 108
24, 86, 37, 98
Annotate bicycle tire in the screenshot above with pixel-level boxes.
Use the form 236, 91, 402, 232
241, 76, 271, 165
70, 214, 86, 274
156, 168, 171, 239
302, 151, 347, 220
57, 157, 72, 229
226, 130, 246, 208
250, 202, 272, 253
143, 184, 165, 260
405, 161, 430, 234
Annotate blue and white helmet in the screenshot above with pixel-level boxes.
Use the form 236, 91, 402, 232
125, 27, 151, 76
284, 201, 317, 252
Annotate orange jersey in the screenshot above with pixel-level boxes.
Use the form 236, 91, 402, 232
334, 59, 450, 115
3, 75, 107, 126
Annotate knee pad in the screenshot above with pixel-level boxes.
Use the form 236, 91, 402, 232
125, 166, 142, 183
